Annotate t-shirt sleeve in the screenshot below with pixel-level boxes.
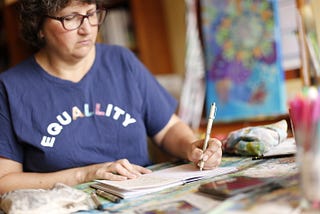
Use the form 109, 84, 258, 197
123, 49, 178, 137
0, 81, 23, 163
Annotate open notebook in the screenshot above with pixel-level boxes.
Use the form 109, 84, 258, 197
92, 163, 237, 199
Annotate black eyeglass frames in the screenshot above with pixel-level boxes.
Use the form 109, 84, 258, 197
45, 9, 107, 31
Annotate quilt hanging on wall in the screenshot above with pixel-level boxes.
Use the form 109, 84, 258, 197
201, 0, 286, 122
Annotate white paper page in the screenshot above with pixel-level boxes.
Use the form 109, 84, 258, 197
97, 164, 237, 191
92, 179, 184, 198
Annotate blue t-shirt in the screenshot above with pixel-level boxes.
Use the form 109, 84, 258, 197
0, 44, 177, 172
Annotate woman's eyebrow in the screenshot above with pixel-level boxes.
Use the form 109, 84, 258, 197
57, 6, 97, 16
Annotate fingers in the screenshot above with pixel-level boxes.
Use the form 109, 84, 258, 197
189, 138, 222, 170
96, 159, 152, 181
201, 144, 222, 170
202, 138, 222, 160
202, 139, 222, 169
189, 142, 203, 162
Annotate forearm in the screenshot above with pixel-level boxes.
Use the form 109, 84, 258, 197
0, 164, 99, 194
0, 159, 152, 194
161, 121, 197, 160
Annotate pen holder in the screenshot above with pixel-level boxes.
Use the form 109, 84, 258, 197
289, 86, 320, 210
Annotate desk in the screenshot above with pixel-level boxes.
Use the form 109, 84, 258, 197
76, 156, 301, 214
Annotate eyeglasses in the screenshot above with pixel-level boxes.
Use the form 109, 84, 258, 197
45, 9, 107, 31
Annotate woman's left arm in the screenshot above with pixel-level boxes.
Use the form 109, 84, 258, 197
153, 114, 222, 169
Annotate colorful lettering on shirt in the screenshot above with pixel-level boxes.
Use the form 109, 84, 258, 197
40, 103, 136, 147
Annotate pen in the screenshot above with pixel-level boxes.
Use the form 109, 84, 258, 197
199, 102, 217, 171
252, 153, 294, 160
95, 189, 121, 203
90, 191, 104, 211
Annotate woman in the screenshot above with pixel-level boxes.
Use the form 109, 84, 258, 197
0, 0, 222, 194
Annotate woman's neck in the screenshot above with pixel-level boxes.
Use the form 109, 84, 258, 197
35, 47, 96, 83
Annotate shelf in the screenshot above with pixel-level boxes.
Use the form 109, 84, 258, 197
100, 0, 173, 75
285, 68, 301, 80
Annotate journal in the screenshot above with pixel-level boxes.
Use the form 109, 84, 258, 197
91, 163, 237, 199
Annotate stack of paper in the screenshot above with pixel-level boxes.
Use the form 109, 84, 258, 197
92, 164, 237, 199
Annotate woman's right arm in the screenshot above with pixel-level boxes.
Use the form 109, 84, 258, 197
0, 157, 152, 194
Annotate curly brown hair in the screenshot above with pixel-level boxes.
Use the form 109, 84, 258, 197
19, 0, 104, 50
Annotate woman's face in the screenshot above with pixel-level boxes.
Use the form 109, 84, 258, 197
40, 2, 99, 60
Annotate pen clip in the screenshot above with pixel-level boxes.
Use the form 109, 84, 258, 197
208, 103, 217, 120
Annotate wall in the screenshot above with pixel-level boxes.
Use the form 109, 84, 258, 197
162, 0, 303, 106
162, 0, 186, 75
4, 0, 16, 5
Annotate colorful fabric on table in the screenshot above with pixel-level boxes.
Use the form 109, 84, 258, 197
223, 120, 288, 156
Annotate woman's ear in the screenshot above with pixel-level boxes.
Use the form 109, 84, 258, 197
38, 30, 44, 39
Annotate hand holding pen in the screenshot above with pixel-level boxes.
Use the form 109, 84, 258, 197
197, 103, 221, 171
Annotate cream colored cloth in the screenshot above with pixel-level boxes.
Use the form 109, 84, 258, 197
0, 183, 92, 214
